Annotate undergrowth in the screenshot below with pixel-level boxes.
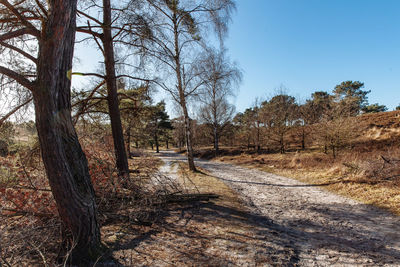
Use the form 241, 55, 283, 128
0, 134, 180, 266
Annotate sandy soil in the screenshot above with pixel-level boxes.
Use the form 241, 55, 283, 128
157, 151, 400, 266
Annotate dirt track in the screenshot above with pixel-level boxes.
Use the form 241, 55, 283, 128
158, 150, 400, 266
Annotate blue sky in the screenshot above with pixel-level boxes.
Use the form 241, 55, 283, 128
226, 0, 400, 112
73, 0, 400, 115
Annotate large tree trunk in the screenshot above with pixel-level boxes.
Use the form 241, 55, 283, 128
173, 12, 196, 171
103, 0, 130, 179
34, 0, 101, 263
183, 114, 196, 171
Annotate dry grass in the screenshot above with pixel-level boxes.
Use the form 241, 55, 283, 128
210, 147, 400, 216
194, 111, 400, 215
0, 151, 61, 266
177, 162, 243, 209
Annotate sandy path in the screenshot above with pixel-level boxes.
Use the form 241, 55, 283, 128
158, 151, 400, 266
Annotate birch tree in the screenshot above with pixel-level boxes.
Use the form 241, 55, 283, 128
198, 49, 241, 154
139, 0, 236, 170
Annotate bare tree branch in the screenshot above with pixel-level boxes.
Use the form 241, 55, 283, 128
34, 0, 48, 18
0, 97, 33, 126
115, 74, 152, 83
76, 27, 103, 39
77, 10, 102, 26
0, 27, 38, 42
0, 41, 37, 63
0, 66, 35, 91
71, 72, 105, 79
0, 0, 41, 37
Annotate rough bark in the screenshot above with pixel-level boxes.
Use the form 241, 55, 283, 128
102, 0, 130, 179
33, 0, 102, 263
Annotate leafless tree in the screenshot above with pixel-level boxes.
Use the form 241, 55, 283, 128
296, 91, 332, 150
316, 101, 359, 158
197, 49, 241, 154
233, 107, 259, 150
261, 94, 298, 153
139, 0, 236, 171
172, 116, 185, 150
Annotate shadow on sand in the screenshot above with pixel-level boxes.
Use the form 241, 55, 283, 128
102, 196, 400, 266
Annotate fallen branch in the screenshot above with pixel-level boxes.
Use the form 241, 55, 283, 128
11, 185, 51, 192
381, 155, 400, 164
162, 193, 219, 204
1, 208, 53, 218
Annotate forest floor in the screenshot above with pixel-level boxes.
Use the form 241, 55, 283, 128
2, 149, 399, 266
103, 151, 297, 266
133, 150, 400, 266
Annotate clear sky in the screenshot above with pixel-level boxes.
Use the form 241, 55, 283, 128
226, 0, 400, 112
72, 0, 400, 115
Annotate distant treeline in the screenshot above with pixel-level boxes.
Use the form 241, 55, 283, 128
171, 81, 399, 158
